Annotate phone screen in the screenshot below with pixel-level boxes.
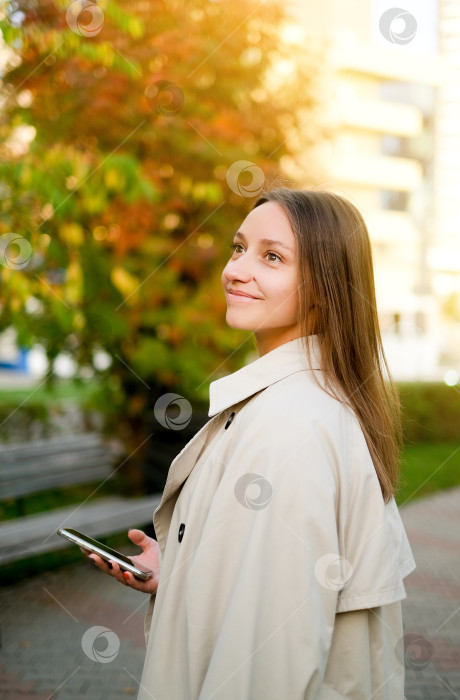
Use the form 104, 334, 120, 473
57, 527, 152, 579
75, 532, 135, 564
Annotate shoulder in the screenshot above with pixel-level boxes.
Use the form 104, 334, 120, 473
241, 368, 355, 441
231, 371, 349, 482
233, 369, 378, 490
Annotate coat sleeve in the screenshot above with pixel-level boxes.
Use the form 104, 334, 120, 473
184, 403, 345, 700
144, 593, 156, 645
334, 408, 416, 612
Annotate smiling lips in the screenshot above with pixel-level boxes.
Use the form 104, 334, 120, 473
227, 288, 262, 300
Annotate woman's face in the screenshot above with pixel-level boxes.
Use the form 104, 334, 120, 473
221, 201, 302, 356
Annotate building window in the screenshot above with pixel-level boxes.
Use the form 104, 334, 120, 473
379, 190, 409, 211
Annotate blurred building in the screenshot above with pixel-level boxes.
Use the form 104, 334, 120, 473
283, 0, 460, 381
432, 0, 460, 376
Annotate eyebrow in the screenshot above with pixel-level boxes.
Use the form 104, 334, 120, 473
234, 231, 294, 254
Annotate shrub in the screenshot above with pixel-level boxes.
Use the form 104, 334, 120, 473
398, 382, 460, 444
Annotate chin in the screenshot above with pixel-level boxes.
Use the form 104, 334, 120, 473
225, 312, 256, 331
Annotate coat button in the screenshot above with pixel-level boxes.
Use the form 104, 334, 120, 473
225, 411, 235, 430
178, 523, 185, 542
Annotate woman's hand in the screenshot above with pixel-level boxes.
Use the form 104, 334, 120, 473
80, 529, 160, 594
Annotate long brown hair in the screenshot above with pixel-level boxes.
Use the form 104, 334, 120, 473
253, 187, 402, 503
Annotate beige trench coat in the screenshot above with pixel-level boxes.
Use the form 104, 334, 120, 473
137, 335, 416, 700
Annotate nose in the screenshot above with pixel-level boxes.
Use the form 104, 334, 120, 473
222, 253, 255, 284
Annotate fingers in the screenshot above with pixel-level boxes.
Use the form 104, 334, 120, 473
87, 553, 111, 572
121, 567, 158, 594
128, 529, 153, 550
87, 555, 157, 593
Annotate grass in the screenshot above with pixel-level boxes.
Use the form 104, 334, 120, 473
0, 379, 98, 406
396, 441, 460, 506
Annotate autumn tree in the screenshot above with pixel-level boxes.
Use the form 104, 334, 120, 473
0, 0, 327, 483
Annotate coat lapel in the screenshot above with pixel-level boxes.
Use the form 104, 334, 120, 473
208, 335, 321, 416
152, 412, 226, 554
153, 335, 321, 551
158, 413, 222, 506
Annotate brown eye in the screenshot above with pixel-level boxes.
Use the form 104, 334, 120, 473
266, 251, 282, 263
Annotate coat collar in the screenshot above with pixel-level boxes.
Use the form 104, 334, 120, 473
208, 335, 322, 417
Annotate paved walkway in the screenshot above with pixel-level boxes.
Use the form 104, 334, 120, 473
1, 488, 459, 699
399, 487, 460, 699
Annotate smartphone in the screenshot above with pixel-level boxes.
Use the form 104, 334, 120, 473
57, 527, 152, 580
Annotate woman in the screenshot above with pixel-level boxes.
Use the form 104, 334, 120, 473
88, 188, 415, 699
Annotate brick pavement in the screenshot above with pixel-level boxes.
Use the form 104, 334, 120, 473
400, 487, 460, 699
1, 487, 459, 699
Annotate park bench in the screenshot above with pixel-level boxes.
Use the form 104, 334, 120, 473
0, 432, 161, 564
